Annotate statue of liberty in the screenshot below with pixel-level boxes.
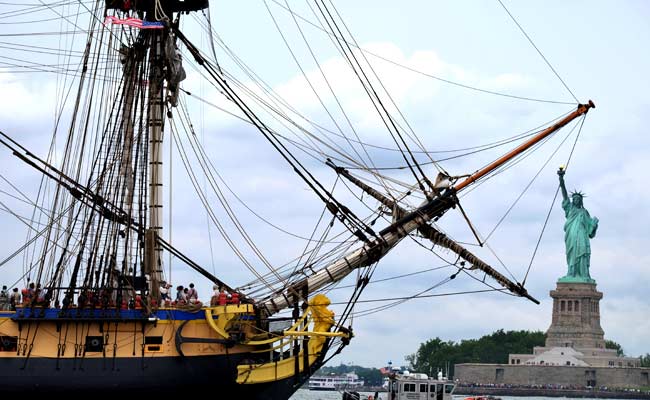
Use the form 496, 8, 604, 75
557, 168, 598, 283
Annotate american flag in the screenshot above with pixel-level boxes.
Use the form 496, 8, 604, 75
104, 16, 164, 30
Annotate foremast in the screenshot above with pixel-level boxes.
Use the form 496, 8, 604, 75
106, 0, 210, 301
260, 101, 595, 315
145, 30, 164, 301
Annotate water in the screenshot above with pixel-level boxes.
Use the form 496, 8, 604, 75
289, 390, 623, 400
289, 389, 382, 400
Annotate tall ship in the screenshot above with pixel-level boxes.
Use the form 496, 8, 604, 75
0, 0, 594, 398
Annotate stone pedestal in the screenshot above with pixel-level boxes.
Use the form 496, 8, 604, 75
456, 269, 647, 388
545, 282, 605, 349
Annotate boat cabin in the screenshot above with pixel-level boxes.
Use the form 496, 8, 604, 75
387, 372, 455, 400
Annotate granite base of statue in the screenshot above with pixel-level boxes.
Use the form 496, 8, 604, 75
545, 168, 605, 348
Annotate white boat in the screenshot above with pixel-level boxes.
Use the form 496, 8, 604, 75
385, 370, 455, 400
310, 372, 365, 391
342, 370, 455, 400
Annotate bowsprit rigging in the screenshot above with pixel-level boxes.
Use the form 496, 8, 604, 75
0, 0, 596, 397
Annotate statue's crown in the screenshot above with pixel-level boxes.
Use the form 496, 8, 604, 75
571, 190, 586, 198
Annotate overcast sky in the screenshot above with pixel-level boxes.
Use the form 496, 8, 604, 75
0, 0, 648, 368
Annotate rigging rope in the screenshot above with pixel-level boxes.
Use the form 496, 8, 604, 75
269, 0, 576, 105
314, 0, 434, 197
483, 116, 584, 242
168, 115, 276, 291
265, 1, 372, 172
175, 28, 380, 245
323, 0, 446, 175
174, 99, 289, 286
495, 0, 579, 103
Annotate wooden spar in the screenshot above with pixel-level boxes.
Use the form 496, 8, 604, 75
327, 161, 539, 304
454, 100, 595, 192
259, 101, 594, 315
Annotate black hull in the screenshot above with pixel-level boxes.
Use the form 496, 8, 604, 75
0, 354, 319, 399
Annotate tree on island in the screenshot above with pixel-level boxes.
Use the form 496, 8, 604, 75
640, 353, 650, 368
315, 335, 638, 384
605, 339, 625, 356
406, 330, 631, 377
406, 330, 545, 377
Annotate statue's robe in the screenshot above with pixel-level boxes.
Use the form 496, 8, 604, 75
562, 198, 598, 278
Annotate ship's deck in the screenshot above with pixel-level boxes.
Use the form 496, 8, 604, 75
0, 307, 256, 322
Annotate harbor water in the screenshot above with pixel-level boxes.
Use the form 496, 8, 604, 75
290, 390, 627, 400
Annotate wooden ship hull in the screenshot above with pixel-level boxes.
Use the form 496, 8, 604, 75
0, 304, 333, 398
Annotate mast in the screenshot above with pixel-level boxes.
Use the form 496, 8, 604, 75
145, 30, 165, 301
102, 1, 209, 304
259, 101, 594, 315
119, 44, 138, 289
133, 1, 207, 302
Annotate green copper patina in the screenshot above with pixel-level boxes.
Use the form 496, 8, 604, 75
557, 168, 598, 283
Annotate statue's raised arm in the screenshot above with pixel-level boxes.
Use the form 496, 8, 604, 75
558, 167, 568, 202
557, 170, 598, 284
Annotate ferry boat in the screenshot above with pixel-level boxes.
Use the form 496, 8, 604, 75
309, 372, 365, 391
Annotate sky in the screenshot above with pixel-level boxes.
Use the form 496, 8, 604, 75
0, 0, 648, 368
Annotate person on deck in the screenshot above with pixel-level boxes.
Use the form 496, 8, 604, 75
217, 286, 229, 306
187, 283, 198, 304
36, 285, 48, 306
10, 288, 20, 310
33, 284, 41, 306
160, 281, 169, 302
0, 286, 8, 310
210, 285, 220, 306
21, 283, 34, 305
175, 285, 186, 305
25, 282, 35, 304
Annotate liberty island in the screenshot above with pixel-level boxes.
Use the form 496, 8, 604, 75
455, 170, 648, 392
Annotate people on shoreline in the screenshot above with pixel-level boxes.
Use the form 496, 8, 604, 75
457, 381, 647, 393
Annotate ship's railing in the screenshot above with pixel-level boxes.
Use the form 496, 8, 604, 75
9, 306, 214, 322
204, 303, 256, 340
